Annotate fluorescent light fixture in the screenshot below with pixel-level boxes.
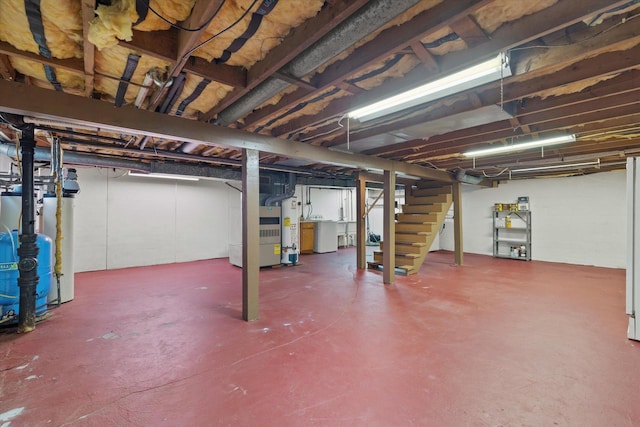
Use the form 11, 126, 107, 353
511, 160, 599, 173
349, 53, 511, 122
128, 171, 199, 181
463, 134, 576, 158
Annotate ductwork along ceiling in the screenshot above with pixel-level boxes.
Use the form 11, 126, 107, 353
1, 0, 640, 181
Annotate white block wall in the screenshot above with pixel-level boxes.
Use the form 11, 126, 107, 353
73, 168, 241, 272
0, 155, 621, 272
439, 170, 626, 268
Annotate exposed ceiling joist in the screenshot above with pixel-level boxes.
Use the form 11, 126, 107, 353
0, 54, 15, 81
200, 0, 370, 120
448, 15, 488, 48
240, 0, 493, 129
81, 0, 96, 97
270, 0, 633, 136
119, 29, 246, 89
0, 41, 83, 74
176, 0, 226, 60
0, 79, 454, 182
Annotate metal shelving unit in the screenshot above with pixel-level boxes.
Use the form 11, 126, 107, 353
493, 209, 531, 261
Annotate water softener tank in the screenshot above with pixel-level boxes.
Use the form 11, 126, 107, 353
0, 231, 53, 323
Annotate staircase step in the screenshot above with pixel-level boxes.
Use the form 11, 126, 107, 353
396, 222, 436, 233
396, 233, 429, 244
381, 239, 429, 250
411, 186, 452, 197
397, 213, 440, 223
406, 194, 452, 205
395, 244, 425, 255
373, 253, 422, 268
366, 262, 415, 275
402, 203, 448, 214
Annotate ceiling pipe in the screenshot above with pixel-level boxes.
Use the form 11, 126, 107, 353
214, 0, 424, 126
0, 143, 151, 172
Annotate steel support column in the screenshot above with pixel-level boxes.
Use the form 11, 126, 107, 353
383, 169, 395, 284
356, 173, 367, 269
17, 125, 39, 333
242, 149, 260, 321
453, 181, 464, 265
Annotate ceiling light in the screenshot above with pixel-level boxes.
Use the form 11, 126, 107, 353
348, 53, 511, 122
463, 134, 576, 158
128, 171, 199, 181
511, 159, 599, 173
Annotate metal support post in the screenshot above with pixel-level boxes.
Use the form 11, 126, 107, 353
242, 149, 260, 321
356, 173, 367, 269
17, 125, 39, 333
453, 181, 463, 265
383, 169, 395, 284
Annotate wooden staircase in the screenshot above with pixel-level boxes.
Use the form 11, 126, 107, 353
368, 181, 453, 275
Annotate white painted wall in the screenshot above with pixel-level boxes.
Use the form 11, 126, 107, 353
296, 186, 356, 222
440, 170, 626, 268
73, 167, 241, 272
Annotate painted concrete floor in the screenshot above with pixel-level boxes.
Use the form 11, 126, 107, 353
0, 249, 638, 426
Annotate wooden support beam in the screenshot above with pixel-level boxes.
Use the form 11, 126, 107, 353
0, 54, 16, 80
242, 148, 260, 321
120, 30, 246, 89
409, 40, 439, 70
0, 79, 454, 182
242, 0, 492, 129
449, 15, 488, 48
272, 0, 635, 140
81, 0, 96, 97
176, 0, 225, 60
452, 182, 463, 265
0, 41, 84, 74
383, 169, 396, 284
273, 71, 317, 92
356, 173, 367, 269
336, 81, 366, 95
200, 0, 370, 120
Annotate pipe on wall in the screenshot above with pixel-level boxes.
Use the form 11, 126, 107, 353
0, 143, 152, 172
17, 125, 38, 333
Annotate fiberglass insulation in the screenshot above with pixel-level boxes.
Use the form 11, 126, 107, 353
192, 0, 324, 68
88, 0, 196, 50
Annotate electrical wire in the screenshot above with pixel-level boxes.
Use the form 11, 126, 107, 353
509, 13, 640, 52
138, 0, 225, 32
482, 168, 510, 178
151, 0, 260, 107
185, 0, 261, 59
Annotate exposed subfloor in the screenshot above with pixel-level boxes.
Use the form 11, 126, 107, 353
0, 250, 638, 426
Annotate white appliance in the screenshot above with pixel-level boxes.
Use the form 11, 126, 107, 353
229, 206, 282, 268
281, 197, 299, 264
314, 221, 337, 253
627, 157, 640, 341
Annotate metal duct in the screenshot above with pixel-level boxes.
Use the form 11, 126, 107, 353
215, 0, 423, 126
264, 173, 296, 206
0, 143, 151, 172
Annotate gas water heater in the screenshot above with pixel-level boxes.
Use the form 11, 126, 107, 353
281, 196, 299, 265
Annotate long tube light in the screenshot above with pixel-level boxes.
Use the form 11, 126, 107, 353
511, 159, 599, 173
128, 171, 199, 181
463, 134, 576, 158
348, 53, 511, 122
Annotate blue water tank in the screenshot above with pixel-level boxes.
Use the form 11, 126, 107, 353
0, 231, 53, 323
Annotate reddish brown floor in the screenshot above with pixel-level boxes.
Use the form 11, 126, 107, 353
0, 249, 638, 426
